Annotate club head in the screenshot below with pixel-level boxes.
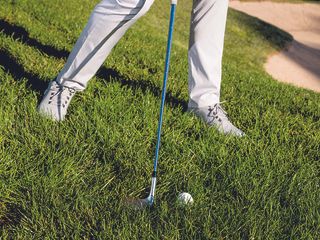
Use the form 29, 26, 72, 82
125, 196, 153, 210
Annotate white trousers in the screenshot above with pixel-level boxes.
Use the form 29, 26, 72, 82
56, 0, 229, 108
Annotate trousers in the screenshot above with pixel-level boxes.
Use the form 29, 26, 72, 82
56, 0, 229, 108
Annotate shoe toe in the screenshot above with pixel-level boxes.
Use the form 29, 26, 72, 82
38, 101, 62, 121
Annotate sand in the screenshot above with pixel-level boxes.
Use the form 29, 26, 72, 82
229, 1, 320, 92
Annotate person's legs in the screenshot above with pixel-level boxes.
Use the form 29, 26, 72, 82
38, 0, 154, 120
188, 0, 244, 136
188, 0, 228, 108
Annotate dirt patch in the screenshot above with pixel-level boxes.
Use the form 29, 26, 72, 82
229, 1, 320, 92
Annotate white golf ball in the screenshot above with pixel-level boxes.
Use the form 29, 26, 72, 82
177, 192, 194, 205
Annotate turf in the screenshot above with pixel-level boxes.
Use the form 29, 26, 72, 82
0, 0, 319, 239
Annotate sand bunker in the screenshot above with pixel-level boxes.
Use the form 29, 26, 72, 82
229, 1, 320, 92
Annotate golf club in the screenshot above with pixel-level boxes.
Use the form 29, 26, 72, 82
126, 0, 178, 209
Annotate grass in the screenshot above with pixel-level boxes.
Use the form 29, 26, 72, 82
0, 0, 319, 239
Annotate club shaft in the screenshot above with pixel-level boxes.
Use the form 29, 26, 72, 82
149, 3, 177, 203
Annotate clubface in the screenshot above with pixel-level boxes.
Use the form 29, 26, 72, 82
125, 196, 153, 210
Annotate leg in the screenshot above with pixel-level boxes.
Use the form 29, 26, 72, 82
57, 0, 154, 90
38, 0, 154, 121
188, 0, 229, 108
188, 0, 245, 136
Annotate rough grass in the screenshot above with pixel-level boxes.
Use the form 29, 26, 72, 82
0, 0, 319, 239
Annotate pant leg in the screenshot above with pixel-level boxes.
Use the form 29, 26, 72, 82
56, 0, 154, 90
188, 0, 229, 108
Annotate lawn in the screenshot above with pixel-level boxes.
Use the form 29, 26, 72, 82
0, 0, 319, 239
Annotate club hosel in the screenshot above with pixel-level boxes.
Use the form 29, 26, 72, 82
150, 176, 157, 198
171, 0, 177, 5
152, 171, 157, 178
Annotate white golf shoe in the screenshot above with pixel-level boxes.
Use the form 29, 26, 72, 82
38, 81, 76, 121
189, 103, 245, 137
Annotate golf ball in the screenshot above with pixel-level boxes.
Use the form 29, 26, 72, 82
177, 192, 194, 205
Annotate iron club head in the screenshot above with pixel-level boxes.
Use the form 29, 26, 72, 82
125, 196, 153, 210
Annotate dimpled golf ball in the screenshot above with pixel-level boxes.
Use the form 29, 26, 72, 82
177, 192, 194, 205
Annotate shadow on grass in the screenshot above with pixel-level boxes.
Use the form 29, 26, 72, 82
232, 10, 293, 49
0, 19, 188, 111
0, 19, 69, 59
0, 199, 23, 229
0, 49, 49, 93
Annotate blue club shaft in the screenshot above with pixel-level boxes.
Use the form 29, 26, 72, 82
149, 3, 177, 204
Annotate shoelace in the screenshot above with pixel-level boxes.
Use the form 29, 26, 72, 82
208, 103, 228, 122
48, 82, 76, 108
